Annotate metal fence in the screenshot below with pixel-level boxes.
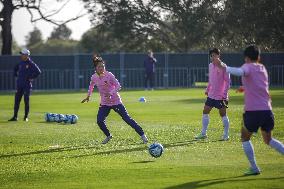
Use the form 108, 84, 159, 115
1, 65, 283, 91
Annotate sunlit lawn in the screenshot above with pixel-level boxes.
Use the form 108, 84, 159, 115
0, 88, 283, 188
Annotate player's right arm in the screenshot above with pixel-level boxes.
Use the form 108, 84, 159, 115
205, 64, 212, 96
82, 75, 96, 103
215, 58, 246, 77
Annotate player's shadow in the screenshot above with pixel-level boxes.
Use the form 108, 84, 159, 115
35, 121, 56, 124
0, 139, 217, 159
68, 139, 216, 158
174, 96, 244, 106
164, 176, 284, 189
0, 145, 101, 158
132, 160, 155, 163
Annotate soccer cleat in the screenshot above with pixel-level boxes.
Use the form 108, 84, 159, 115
8, 117, 18, 121
195, 133, 207, 140
23, 117, 29, 122
220, 135, 229, 141
101, 135, 113, 144
141, 134, 148, 144
244, 168, 260, 176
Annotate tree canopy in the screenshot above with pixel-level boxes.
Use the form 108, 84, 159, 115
81, 0, 284, 52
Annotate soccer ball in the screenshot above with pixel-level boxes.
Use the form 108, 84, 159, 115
49, 113, 57, 122
45, 113, 57, 122
63, 114, 72, 124
148, 143, 164, 158
70, 114, 78, 124
54, 114, 60, 123
45, 113, 51, 122
57, 114, 66, 123
139, 97, 146, 102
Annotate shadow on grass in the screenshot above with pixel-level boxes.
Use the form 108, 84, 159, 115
0, 145, 101, 158
132, 160, 155, 163
174, 94, 284, 108
173, 96, 244, 106
164, 176, 284, 189
0, 139, 218, 159
68, 139, 218, 158
0, 121, 9, 123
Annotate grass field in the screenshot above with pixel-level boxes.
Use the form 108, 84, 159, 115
0, 88, 284, 189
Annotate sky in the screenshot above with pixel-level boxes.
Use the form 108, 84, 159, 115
11, 0, 92, 46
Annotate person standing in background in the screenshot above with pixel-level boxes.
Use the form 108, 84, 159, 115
8, 49, 41, 122
144, 50, 157, 90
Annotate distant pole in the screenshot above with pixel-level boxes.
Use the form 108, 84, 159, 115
207, 49, 210, 65
74, 54, 79, 90
119, 52, 125, 87
164, 52, 169, 89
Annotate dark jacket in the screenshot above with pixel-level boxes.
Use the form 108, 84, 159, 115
14, 58, 41, 88
144, 56, 157, 73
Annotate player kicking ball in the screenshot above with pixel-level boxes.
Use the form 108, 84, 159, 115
216, 45, 284, 175
81, 54, 148, 145
195, 48, 231, 141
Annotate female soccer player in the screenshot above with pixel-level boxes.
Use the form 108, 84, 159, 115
81, 55, 148, 144
195, 48, 230, 141
217, 45, 284, 175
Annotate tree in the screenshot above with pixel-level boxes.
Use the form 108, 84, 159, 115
49, 24, 72, 40
79, 24, 119, 53
25, 27, 43, 48
83, 0, 284, 52
220, 0, 284, 51
29, 39, 79, 55
82, 0, 222, 52
0, 0, 85, 55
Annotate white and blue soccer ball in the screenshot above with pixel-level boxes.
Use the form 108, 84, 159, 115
139, 96, 146, 102
50, 113, 57, 122
70, 114, 78, 124
57, 114, 66, 123
54, 114, 60, 123
45, 113, 51, 122
63, 114, 72, 124
148, 142, 164, 158
45, 113, 57, 122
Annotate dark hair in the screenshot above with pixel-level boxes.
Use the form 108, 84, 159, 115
92, 54, 105, 68
244, 45, 260, 61
209, 48, 220, 56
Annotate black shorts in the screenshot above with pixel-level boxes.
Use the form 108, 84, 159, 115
205, 97, 228, 109
243, 110, 274, 133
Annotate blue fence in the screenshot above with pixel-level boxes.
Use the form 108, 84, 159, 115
0, 52, 284, 90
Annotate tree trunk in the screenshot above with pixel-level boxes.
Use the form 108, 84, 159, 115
1, 0, 14, 55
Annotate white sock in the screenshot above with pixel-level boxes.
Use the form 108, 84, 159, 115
269, 138, 284, 154
222, 116, 229, 138
242, 141, 259, 171
201, 114, 209, 135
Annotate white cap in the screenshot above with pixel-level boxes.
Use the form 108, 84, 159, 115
20, 48, 30, 56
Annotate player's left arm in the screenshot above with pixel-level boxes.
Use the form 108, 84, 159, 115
152, 57, 157, 63
82, 75, 96, 103
29, 63, 41, 80
109, 73, 121, 95
223, 71, 231, 100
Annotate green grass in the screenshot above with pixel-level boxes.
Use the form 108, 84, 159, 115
0, 88, 284, 189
